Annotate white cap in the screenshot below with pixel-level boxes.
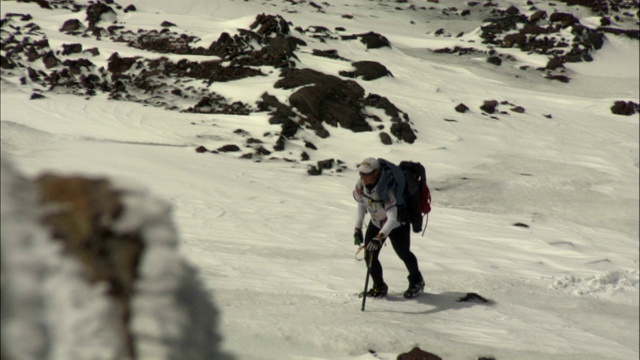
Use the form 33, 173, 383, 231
357, 157, 380, 174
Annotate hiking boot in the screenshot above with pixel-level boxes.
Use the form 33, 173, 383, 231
362, 283, 388, 298
403, 279, 425, 299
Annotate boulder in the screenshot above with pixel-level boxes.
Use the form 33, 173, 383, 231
397, 347, 442, 360
339, 61, 393, 80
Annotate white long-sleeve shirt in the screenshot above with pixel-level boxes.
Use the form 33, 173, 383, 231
353, 179, 400, 237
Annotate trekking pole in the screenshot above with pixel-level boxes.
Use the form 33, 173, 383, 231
361, 250, 373, 312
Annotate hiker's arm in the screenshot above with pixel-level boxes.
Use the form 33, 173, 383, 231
379, 206, 398, 237
355, 201, 366, 229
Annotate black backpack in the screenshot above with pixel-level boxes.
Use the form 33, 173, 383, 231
398, 161, 432, 234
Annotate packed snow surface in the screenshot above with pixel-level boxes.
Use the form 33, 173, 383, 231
1, 0, 638, 359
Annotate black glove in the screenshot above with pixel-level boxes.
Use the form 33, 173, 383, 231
354, 228, 364, 246
366, 234, 384, 252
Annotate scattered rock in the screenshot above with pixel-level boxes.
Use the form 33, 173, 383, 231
545, 74, 570, 83
86, 2, 116, 28
307, 165, 322, 176
42, 50, 60, 69
397, 347, 442, 360
480, 100, 499, 114
611, 101, 639, 116
343, 31, 391, 49
312, 49, 344, 60
455, 103, 470, 113
339, 60, 393, 80
317, 158, 335, 170
62, 43, 83, 55
217, 144, 241, 152
60, 18, 83, 32
380, 132, 393, 145
107, 52, 136, 73
487, 56, 502, 66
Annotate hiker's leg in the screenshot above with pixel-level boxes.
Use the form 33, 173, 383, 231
388, 223, 422, 283
364, 221, 384, 285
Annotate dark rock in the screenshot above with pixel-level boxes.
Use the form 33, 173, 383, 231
364, 94, 407, 121
255, 146, 271, 156
1, 55, 17, 69
42, 51, 60, 69
505, 5, 520, 15
390, 122, 416, 144
273, 135, 286, 151
217, 144, 241, 152
611, 101, 639, 116
529, 9, 547, 23
107, 52, 136, 73
195, 146, 209, 153
511, 106, 526, 113
63, 58, 94, 75
487, 56, 502, 65
280, 118, 300, 139
124, 4, 137, 13
549, 12, 579, 28
307, 165, 322, 176
455, 103, 470, 113
502, 32, 526, 47
208, 17, 301, 68
317, 159, 335, 170
304, 141, 317, 150
86, 2, 116, 28
60, 18, 83, 32
277, 68, 371, 133
480, 100, 499, 113
339, 61, 392, 80
545, 74, 570, 83
62, 43, 83, 56
312, 49, 343, 60
161, 21, 176, 27
546, 57, 565, 70
250, 13, 290, 37
357, 31, 391, 49
598, 27, 639, 40
397, 347, 442, 360
30, 92, 46, 100
380, 132, 393, 145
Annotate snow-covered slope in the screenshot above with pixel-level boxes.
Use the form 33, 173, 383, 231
1, 0, 638, 359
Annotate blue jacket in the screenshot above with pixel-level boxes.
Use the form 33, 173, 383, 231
376, 158, 406, 208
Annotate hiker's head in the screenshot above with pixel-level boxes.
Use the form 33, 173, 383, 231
357, 157, 380, 185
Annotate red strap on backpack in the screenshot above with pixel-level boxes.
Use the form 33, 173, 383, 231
420, 184, 431, 214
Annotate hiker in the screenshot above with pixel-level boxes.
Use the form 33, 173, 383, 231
353, 157, 425, 299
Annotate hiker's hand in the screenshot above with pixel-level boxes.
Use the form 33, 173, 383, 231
366, 235, 384, 252
354, 228, 364, 246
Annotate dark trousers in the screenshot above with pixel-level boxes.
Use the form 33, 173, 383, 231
364, 221, 423, 287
